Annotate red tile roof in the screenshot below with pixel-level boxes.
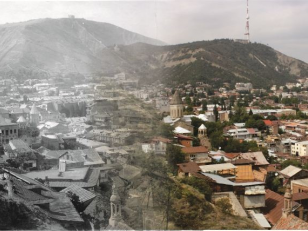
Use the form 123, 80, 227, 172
174, 134, 193, 140
247, 128, 256, 134
152, 136, 172, 143
264, 120, 273, 126
182, 146, 209, 154
273, 214, 308, 230
224, 153, 240, 159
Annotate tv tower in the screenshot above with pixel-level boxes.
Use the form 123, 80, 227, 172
244, 0, 250, 43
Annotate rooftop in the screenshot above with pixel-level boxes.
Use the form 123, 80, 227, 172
23, 167, 89, 180
60, 184, 96, 203
200, 163, 237, 173
279, 165, 303, 178
182, 146, 208, 154
177, 162, 201, 173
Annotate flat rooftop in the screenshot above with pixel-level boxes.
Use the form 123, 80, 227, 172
23, 167, 89, 181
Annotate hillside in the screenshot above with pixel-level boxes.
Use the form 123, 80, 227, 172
0, 18, 164, 75
0, 18, 307, 87
120, 39, 308, 88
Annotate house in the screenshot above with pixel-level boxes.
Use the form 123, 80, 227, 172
173, 126, 192, 136
1, 169, 84, 227
4, 139, 38, 169
263, 120, 279, 135
182, 146, 211, 165
23, 165, 101, 191
292, 178, 308, 194
231, 159, 255, 182
58, 149, 105, 168
38, 121, 70, 134
60, 184, 96, 211
279, 165, 308, 185
224, 128, 260, 140
175, 134, 193, 147
261, 188, 305, 227
271, 185, 308, 229
177, 162, 201, 178
41, 134, 64, 150
0, 116, 19, 147
76, 138, 107, 149
239, 151, 269, 169
141, 137, 171, 155
199, 163, 237, 180
291, 140, 308, 156
201, 172, 264, 194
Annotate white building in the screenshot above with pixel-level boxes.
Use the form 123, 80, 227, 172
291, 140, 308, 156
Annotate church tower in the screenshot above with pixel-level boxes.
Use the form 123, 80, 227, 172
282, 184, 292, 218
30, 104, 40, 125
198, 124, 211, 150
109, 185, 122, 227
170, 90, 184, 119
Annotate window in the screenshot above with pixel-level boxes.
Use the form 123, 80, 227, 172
10, 130, 12, 134
5, 130, 8, 135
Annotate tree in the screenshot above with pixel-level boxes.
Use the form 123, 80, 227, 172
213, 105, 218, 122
202, 100, 208, 111
180, 176, 212, 201
166, 144, 185, 174
267, 115, 278, 121
281, 159, 301, 169
157, 123, 174, 139
66, 191, 83, 213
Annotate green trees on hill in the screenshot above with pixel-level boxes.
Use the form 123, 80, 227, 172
180, 177, 212, 201
166, 144, 185, 175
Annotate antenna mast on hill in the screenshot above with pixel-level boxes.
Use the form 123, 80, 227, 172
244, 0, 250, 43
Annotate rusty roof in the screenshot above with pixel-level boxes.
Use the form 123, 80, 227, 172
224, 153, 240, 159
177, 162, 201, 173
231, 158, 254, 165
182, 146, 209, 154
262, 189, 300, 225
293, 192, 308, 201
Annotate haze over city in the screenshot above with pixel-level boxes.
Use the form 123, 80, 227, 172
0, 0, 307, 62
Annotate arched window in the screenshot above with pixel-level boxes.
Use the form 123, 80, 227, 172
117, 205, 120, 214
112, 204, 116, 215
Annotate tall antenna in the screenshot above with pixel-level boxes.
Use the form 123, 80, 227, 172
244, 0, 250, 43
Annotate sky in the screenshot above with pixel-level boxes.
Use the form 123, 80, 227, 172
0, 0, 307, 62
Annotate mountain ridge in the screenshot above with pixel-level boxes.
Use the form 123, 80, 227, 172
0, 18, 307, 88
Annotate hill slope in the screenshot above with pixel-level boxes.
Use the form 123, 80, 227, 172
0, 18, 164, 75
119, 39, 308, 88
0, 18, 307, 88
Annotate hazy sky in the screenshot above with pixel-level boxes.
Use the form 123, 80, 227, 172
0, 0, 307, 62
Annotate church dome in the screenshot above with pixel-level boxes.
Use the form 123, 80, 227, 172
199, 124, 207, 130
170, 91, 183, 105
30, 104, 39, 115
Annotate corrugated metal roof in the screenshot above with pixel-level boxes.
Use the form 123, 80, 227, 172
247, 210, 271, 228
279, 165, 302, 178
61, 184, 96, 203
202, 173, 264, 186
